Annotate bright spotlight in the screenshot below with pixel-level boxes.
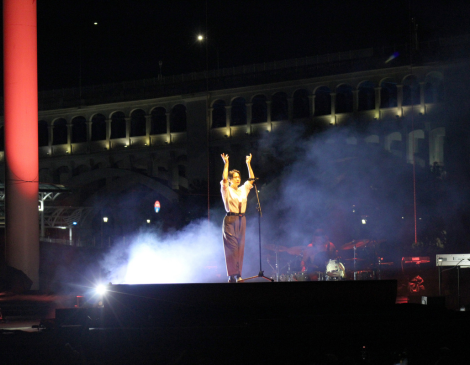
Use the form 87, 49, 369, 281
197, 34, 204, 41
95, 284, 107, 295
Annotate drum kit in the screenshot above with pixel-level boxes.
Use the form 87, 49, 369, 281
264, 239, 391, 282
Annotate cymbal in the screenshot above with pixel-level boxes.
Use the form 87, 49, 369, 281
341, 240, 370, 250
370, 239, 387, 244
285, 246, 305, 256
263, 244, 287, 252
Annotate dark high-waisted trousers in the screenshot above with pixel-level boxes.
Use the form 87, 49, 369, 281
222, 215, 246, 276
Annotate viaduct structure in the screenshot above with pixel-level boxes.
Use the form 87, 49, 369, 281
1, 36, 467, 246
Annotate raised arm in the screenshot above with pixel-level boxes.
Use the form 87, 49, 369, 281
221, 153, 229, 182
246, 153, 254, 179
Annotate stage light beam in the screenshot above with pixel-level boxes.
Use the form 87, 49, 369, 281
95, 284, 107, 295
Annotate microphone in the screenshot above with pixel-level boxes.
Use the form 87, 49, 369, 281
247, 178, 259, 181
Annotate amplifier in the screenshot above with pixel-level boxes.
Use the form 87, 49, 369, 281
436, 254, 470, 267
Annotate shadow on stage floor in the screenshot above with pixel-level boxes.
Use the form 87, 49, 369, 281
0, 280, 468, 364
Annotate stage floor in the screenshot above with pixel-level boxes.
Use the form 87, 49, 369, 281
0, 282, 469, 365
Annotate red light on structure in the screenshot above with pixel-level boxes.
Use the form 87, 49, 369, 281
154, 201, 161, 213
3, 0, 40, 289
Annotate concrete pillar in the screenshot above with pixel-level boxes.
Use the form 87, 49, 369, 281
166, 112, 170, 143
145, 114, 151, 145
225, 105, 232, 137
375, 87, 381, 118
397, 85, 403, 117
246, 102, 252, 132
330, 92, 336, 124
419, 82, 426, 114
225, 105, 232, 128
125, 117, 130, 146
66, 120, 72, 153
86, 120, 92, 143
310, 95, 316, 117
105, 118, 111, 149
208, 107, 214, 128
352, 90, 359, 112
3, 0, 39, 288
266, 100, 272, 123
47, 123, 53, 155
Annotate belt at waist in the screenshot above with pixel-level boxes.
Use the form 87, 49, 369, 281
226, 212, 245, 216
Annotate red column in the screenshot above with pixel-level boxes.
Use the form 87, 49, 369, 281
3, 0, 39, 289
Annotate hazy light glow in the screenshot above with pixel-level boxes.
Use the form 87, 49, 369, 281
197, 34, 204, 41
95, 284, 107, 295
101, 220, 231, 284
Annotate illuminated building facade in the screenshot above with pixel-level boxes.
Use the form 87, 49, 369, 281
0, 35, 467, 244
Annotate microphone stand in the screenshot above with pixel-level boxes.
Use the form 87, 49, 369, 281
239, 179, 274, 282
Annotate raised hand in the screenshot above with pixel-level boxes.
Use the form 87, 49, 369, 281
246, 153, 252, 164
221, 153, 229, 164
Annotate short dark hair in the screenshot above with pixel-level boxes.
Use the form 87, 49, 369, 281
228, 170, 240, 180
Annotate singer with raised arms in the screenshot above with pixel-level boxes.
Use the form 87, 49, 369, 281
220, 153, 255, 283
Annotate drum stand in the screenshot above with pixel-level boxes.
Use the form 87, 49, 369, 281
353, 245, 357, 280
239, 180, 274, 283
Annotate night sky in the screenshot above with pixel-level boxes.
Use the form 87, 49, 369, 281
17, 0, 470, 91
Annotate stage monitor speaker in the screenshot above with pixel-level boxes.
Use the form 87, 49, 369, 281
421, 296, 446, 308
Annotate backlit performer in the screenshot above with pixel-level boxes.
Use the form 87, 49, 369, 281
220, 153, 255, 283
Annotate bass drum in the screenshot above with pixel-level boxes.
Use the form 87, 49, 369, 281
325, 259, 346, 279
355, 270, 373, 280
293, 272, 309, 281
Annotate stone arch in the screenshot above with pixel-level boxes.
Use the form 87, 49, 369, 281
407, 129, 426, 164
52, 118, 67, 145
429, 127, 445, 166
231, 97, 247, 126
110, 111, 126, 139
424, 72, 444, 103
314, 86, 331, 116
39, 120, 49, 147
357, 81, 375, 111
293, 89, 309, 119
170, 104, 187, 133
251, 94, 267, 124
380, 78, 398, 108
271, 92, 288, 121
39, 168, 52, 183
150, 107, 167, 134
402, 75, 420, 106
91, 113, 107, 141
92, 161, 109, 170
211, 99, 226, 128
68, 168, 179, 205
71, 116, 87, 143
54, 165, 71, 184
385, 132, 403, 155
335, 84, 353, 113
130, 109, 146, 137
73, 164, 91, 177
